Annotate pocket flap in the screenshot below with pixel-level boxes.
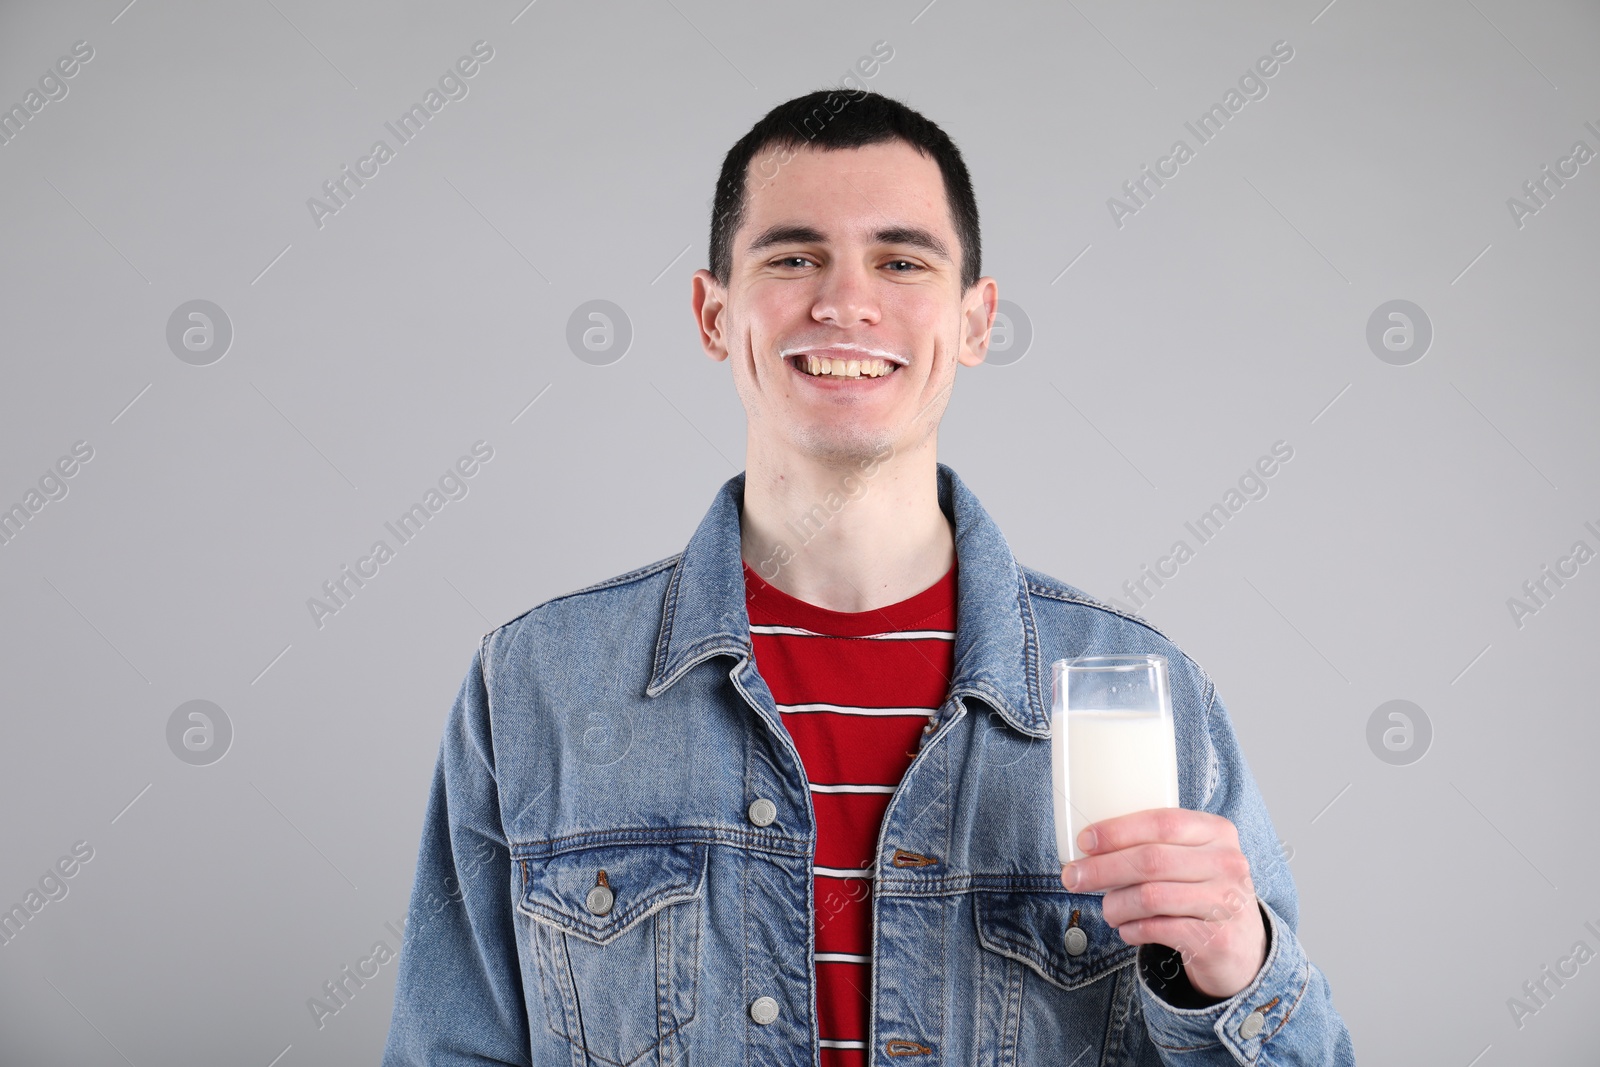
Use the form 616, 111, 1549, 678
974, 889, 1135, 990
516, 841, 708, 945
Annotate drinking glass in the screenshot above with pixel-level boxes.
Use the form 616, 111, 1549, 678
1050, 653, 1180, 864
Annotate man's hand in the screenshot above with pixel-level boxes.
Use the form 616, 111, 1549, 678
1060, 808, 1267, 1000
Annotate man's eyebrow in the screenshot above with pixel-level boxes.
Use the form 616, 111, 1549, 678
743, 223, 954, 263
744, 224, 827, 256
872, 226, 953, 263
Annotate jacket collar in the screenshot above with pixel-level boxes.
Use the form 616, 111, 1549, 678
646, 462, 1050, 738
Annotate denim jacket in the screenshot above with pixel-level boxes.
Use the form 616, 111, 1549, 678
383, 463, 1355, 1066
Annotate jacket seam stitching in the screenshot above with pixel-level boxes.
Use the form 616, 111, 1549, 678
1020, 575, 1165, 632
1016, 567, 1045, 726
1021, 573, 1217, 693
488, 553, 682, 645
876, 876, 1095, 894
516, 884, 701, 943
978, 933, 1136, 990
510, 827, 809, 858
474, 630, 503, 797
1201, 676, 1220, 809
1264, 956, 1314, 1042
547, 553, 681, 604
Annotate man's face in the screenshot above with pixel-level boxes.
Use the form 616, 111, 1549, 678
693, 139, 996, 469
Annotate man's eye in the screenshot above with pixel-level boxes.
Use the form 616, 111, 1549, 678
772, 256, 813, 268
884, 260, 923, 272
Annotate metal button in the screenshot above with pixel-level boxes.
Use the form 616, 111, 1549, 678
585, 884, 614, 916
750, 996, 780, 1025
1240, 1009, 1265, 1038
1063, 926, 1088, 956
747, 798, 777, 827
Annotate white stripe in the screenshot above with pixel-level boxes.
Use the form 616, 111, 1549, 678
749, 623, 953, 641
809, 783, 896, 794
749, 623, 822, 636
814, 865, 875, 879
815, 952, 869, 964
819, 1039, 868, 1049
778, 702, 938, 717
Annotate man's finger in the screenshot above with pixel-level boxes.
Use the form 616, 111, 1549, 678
1099, 879, 1252, 927
1077, 807, 1234, 855
1062, 841, 1237, 893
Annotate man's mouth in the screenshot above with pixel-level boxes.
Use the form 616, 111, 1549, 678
782, 346, 906, 380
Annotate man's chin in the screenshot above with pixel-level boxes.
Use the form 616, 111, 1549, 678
789, 429, 898, 471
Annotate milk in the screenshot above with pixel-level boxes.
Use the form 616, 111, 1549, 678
1051, 708, 1179, 864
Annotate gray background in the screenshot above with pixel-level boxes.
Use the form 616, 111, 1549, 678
1, 0, 1596, 1063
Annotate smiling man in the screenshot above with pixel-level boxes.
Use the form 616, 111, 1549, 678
384, 90, 1355, 1066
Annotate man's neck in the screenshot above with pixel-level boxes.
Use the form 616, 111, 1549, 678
739, 444, 955, 614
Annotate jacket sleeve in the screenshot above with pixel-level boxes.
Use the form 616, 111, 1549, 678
382, 637, 533, 1066
1132, 679, 1356, 1065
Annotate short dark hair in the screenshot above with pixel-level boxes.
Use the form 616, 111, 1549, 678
708, 89, 981, 292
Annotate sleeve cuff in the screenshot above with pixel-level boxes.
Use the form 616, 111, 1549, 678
1134, 897, 1313, 1061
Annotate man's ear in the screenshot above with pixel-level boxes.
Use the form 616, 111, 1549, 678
692, 268, 730, 363
958, 277, 999, 367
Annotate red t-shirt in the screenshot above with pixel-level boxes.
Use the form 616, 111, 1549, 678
743, 558, 958, 1066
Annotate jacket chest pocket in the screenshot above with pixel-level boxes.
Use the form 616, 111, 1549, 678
517, 841, 707, 1066
973, 887, 1153, 1065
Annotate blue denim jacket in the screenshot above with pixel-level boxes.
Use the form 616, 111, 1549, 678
383, 463, 1355, 1065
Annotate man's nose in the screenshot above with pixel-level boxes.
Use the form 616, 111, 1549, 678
811, 263, 880, 327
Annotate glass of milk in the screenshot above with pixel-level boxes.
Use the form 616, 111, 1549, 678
1050, 654, 1180, 865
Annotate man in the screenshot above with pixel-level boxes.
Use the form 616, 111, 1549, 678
384, 89, 1355, 1065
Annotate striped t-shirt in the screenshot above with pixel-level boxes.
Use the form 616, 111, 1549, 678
743, 558, 958, 1066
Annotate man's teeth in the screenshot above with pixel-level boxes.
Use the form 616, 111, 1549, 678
797, 354, 898, 378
